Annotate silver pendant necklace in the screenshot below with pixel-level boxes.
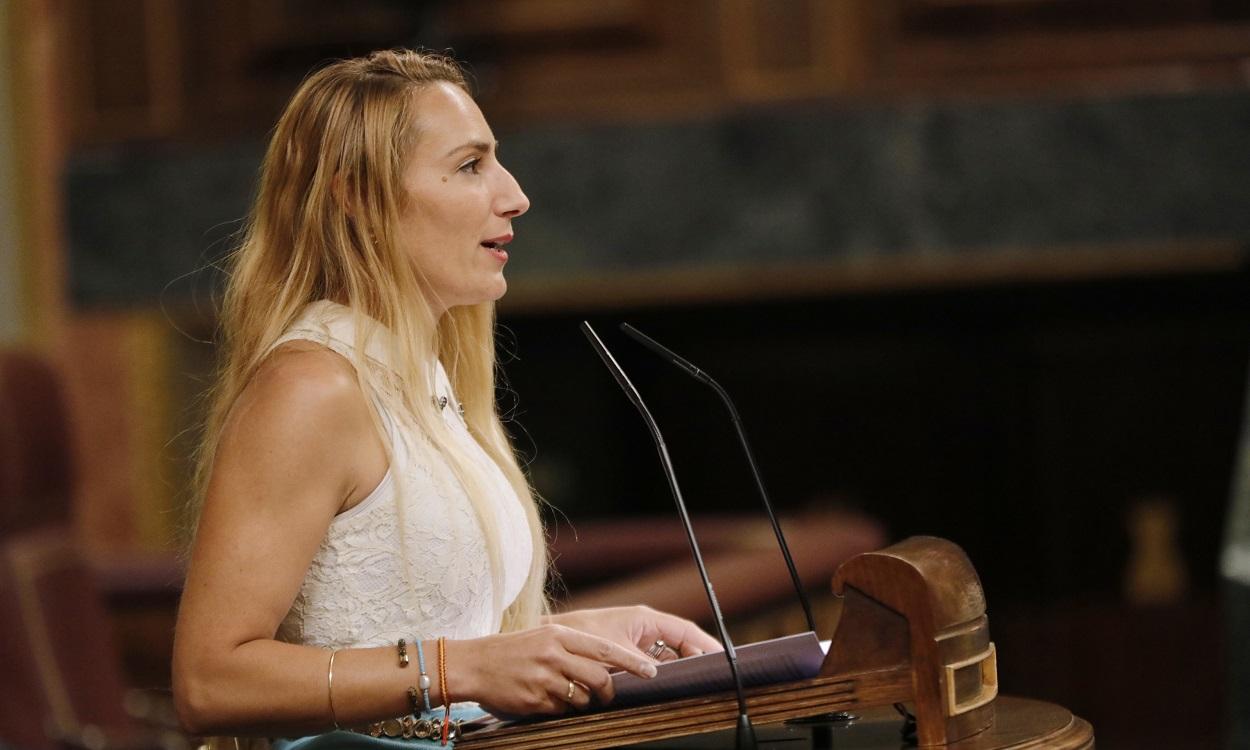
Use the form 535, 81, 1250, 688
433, 394, 465, 418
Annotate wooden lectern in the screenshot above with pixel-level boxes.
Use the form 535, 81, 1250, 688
458, 536, 1093, 749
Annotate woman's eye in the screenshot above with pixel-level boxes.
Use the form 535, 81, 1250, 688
457, 158, 481, 174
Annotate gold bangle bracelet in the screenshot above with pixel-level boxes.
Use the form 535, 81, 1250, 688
327, 649, 341, 730
438, 637, 450, 745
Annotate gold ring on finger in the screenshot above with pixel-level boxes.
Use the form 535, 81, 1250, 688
567, 680, 577, 702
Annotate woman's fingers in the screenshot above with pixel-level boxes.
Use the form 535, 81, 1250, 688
644, 610, 724, 657
465, 623, 665, 717
557, 627, 658, 679
509, 626, 648, 714
676, 623, 723, 657
558, 652, 618, 707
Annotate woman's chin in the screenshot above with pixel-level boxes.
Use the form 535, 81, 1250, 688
447, 279, 508, 310
486, 276, 508, 302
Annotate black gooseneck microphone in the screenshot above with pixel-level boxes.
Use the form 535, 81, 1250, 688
620, 323, 817, 634
579, 322, 758, 750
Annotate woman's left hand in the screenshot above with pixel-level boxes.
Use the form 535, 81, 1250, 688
546, 606, 723, 663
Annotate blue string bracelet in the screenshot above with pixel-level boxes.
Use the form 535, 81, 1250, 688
415, 638, 433, 712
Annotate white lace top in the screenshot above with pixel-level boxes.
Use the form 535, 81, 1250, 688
271, 301, 533, 649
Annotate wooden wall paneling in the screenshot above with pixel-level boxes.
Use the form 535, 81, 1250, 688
66, 0, 146, 138
67, 0, 430, 143
68, 0, 183, 145
244, 0, 417, 49
64, 312, 177, 554
823, 0, 892, 95
11, 0, 70, 351
721, 0, 818, 101
55, 1, 1250, 142
141, 0, 183, 137
181, 0, 269, 136
450, 0, 728, 123
179, 0, 346, 140
1, 3, 26, 346
720, 0, 882, 103
896, 25, 1250, 74
446, 0, 649, 39
64, 314, 137, 552
896, 0, 1241, 36
124, 312, 174, 551
881, 0, 1250, 94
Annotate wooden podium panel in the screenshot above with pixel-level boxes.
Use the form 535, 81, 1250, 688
458, 537, 1094, 750
459, 668, 912, 750
620, 696, 1092, 749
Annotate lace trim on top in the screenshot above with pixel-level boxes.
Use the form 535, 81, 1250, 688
271, 300, 533, 648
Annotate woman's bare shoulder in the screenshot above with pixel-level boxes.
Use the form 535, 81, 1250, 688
255, 340, 359, 393
223, 341, 374, 462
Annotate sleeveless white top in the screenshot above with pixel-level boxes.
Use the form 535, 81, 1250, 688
272, 300, 533, 648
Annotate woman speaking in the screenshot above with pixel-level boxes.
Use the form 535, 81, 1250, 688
172, 49, 719, 748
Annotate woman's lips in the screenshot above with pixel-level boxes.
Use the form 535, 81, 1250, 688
481, 234, 512, 263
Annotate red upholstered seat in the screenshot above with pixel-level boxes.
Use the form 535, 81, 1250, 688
0, 350, 179, 750
0, 526, 148, 750
0, 350, 75, 536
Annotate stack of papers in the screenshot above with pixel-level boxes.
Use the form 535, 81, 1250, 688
609, 631, 827, 707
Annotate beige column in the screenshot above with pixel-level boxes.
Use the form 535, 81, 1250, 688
7, 0, 69, 353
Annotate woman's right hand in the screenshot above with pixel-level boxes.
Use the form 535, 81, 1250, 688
449, 624, 658, 716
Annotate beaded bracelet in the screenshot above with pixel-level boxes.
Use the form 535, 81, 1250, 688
407, 686, 421, 717
416, 638, 433, 712
398, 638, 410, 668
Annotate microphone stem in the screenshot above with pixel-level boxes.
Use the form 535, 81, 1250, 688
580, 323, 756, 745
706, 379, 818, 634
655, 441, 752, 723
619, 323, 817, 635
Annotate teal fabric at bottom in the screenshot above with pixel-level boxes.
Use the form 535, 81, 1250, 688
273, 705, 489, 750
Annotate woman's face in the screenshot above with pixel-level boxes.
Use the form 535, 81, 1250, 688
395, 81, 530, 314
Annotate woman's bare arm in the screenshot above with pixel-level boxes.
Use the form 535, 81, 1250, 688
173, 345, 394, 734
172, 346, 656, 736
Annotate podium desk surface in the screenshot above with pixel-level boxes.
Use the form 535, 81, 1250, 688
618, 696, 1093, 750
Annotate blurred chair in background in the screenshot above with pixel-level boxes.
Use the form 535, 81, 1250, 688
0, 351, 75, 536
0, 350, 184, 750
551, 508, 887, 641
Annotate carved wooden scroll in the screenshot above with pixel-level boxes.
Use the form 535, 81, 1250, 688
827, 535, 997, 746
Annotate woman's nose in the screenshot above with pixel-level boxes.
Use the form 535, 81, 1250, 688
497, 167, 530, 218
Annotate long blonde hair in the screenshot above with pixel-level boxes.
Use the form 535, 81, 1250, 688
192, 49, 546, 633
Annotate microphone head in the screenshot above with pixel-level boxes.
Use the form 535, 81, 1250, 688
581, 321, 650, 416
620, 322, 709, 383
620, 322, 670, 357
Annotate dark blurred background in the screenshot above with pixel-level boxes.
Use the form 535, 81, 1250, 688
3, 1, 1250, 748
